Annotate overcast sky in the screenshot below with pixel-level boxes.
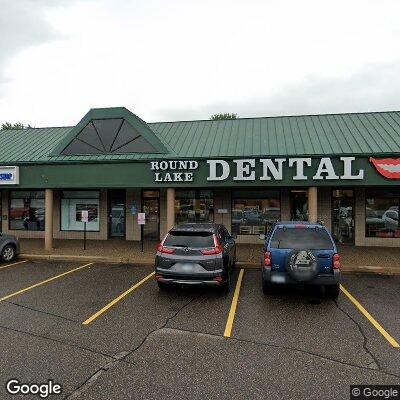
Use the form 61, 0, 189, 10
1, 0, 400, 127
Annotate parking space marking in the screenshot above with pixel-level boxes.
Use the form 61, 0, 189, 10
340, 284, 400, 348
224, 269, 245, 338
0, 260, 28, 270
0, 262, 94, 302
82, 271, 155, 325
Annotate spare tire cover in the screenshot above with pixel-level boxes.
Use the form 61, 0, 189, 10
286, 250, 319, 282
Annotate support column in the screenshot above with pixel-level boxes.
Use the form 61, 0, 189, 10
166, 188, 175, 232
45, 189, 54, 250
308, 187, 318, 223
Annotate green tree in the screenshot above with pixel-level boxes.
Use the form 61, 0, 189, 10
210, 113, 238, 120
1, 122, 26, 130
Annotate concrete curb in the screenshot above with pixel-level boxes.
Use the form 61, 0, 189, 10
21, 254, 154, 266
21, 253, 400, 275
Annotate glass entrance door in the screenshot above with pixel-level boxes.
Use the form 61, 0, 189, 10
332, 189, 354, 244
142, 191, 159, 240
108, 190, 125, 238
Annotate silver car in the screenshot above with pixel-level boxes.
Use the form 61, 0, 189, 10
0, 234, 20, 262
155, 223, 236, 292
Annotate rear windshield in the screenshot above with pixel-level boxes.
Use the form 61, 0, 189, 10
164, 231, 214, 248
270, 227, 334, 250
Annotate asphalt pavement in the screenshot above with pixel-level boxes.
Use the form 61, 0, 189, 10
0, 260, 399, 399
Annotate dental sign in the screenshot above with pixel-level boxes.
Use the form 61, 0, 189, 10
150, 157, 371, 182
0, 166, 19, 185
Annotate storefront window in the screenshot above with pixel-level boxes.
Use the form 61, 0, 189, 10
9, 191, 45, 231
232, 190, 280, 235
290, 189, 308, 221
175, 190, 214, 224
366, 189, 399, 238
61, 190, 100, 231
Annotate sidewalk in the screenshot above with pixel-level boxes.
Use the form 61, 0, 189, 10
19, 238, 400, 274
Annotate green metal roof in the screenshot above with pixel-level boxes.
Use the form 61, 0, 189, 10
1, 110, 400, 164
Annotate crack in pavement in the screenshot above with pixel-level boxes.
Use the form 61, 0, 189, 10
0, 324, 114, 361
333, 299, 381, 371
4, 300, 80, 323
121, 326, 400, 380
64, 296, 197, 399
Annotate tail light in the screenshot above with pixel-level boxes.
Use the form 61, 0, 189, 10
156, 235, 175, 254
264, 251, 272, 267
333, 253, 341, 269
201, 234, 223, 255
295, 224, 307, 228
213, 276, 224, 283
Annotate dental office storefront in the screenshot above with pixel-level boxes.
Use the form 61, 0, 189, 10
0, 107, 399, 249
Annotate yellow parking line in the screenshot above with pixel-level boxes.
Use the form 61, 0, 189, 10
224, 269, 245, 338
0, 262, 94, 302
83, 271, 155, 325
340, 284, 400, 348
0, 260, 28, 270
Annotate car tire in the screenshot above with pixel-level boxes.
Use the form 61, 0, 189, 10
157, 281, 170, 291
262, 279, 273, 295
325, 284, 340, 300
1, 244, 16, 262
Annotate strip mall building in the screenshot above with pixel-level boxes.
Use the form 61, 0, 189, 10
0, 107, 399, 249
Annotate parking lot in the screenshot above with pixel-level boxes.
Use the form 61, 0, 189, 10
0, 260, 399, 399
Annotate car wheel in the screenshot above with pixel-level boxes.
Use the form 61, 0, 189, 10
1, 244, 16, 262
262, 279, 273, 295
325, 284, 340, 300
157, 281, 170, 291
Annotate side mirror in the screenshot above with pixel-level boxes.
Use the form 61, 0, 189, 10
231, 233, 237, 240
259, 234, 265, 240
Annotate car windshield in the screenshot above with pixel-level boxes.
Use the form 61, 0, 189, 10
270, 227, 334, 250
164, 231, 214, 248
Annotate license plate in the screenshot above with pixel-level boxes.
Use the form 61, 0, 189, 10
181, 263, 193, 272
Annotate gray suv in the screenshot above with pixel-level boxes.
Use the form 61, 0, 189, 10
155, 223, 236, 292
0, 234, 20, 262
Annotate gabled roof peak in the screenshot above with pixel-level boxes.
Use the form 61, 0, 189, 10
51, 107, 168, 156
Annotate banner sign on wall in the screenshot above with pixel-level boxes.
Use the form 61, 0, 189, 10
0, 166, 19, 185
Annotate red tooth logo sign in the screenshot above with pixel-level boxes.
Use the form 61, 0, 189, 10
369, 157, 400, 179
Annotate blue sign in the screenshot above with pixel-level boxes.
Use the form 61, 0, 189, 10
130, 204, 138, 215
0, 173, 13, 181
0, 167, 18, 185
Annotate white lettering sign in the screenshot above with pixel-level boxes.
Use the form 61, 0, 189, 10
81, 210, 89, 223
138, 212, 146, 225
150, 157, 365, 182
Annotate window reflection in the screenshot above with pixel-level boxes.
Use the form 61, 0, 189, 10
290, 189, 308, 221
366, 189, 399, 238
232, 190, 280, 235
175, 190, 214, 224
10, 191, 45, 231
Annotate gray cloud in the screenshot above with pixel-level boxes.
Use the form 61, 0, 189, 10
156, 61, 400, 121
0, 0, 69, 89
